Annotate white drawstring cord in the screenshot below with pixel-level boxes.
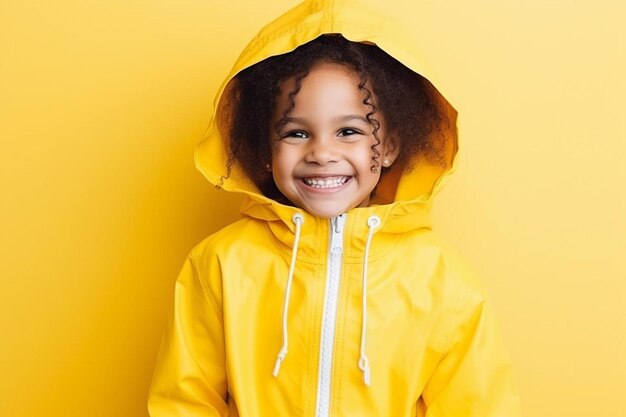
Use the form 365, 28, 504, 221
358, 215, 380, 386
273, 213, 304, 377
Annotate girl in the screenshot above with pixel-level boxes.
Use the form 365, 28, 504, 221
148, 1, 521, 416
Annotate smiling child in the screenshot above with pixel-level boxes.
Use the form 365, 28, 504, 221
148, 2, 521, 416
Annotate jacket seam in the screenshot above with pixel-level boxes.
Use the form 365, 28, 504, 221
307, 261, 325, 417
189, 251, 224, 329
242, 21, 374, 59
334, 261, 350, 416
442, 275, 469, 353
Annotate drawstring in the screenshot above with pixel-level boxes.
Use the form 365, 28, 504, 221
273, 213, 304, 377
272, 213, 381, 388
358, 215, 380, 386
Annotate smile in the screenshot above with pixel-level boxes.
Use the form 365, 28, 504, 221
302, 176, 349, 189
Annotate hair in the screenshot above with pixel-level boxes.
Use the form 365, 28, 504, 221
221, 34, 447, 201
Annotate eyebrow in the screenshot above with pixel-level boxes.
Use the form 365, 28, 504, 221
336, 115, 370, 124
281, 115, 370, 125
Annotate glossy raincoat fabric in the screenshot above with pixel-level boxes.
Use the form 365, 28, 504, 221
148, 1, 522, 416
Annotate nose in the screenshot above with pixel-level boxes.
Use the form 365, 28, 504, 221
304, 136, 338, 165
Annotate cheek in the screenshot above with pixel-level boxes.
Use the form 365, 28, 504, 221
353, 145, 377, 169
272, 146, 297, 174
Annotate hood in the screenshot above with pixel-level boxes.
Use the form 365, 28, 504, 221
194, 0, 459, 232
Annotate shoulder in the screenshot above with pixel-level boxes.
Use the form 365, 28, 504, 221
410, 230, 487, 296
423, 232, 501, 349
188, 217, 279, 274
181, 217, 272, 306
396, 229, 486, 294
395, 228, 489, 323
190, 217, 265, 256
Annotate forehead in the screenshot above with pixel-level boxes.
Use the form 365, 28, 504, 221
284, 61, 358, 88
275, 63, 368, 116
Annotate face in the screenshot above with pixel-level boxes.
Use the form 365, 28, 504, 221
270, 63, 398, 218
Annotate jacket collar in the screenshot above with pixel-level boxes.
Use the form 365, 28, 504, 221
240, 193, 434, 262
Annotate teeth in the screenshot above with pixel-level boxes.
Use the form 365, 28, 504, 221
303, 176, 348, 188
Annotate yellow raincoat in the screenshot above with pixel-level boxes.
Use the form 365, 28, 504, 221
148, 1, 522, 416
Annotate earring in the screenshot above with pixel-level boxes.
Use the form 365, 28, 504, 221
265, 163, 271, 171
383, 159, 391, 167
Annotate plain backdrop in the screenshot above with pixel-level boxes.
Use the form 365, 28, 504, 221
1, 1, 624, 416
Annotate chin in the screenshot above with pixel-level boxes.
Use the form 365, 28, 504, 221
304, 206, 346, 219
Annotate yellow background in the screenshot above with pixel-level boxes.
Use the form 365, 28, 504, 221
1, 1, 624, 416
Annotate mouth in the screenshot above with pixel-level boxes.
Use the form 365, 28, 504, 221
301, 176, 350, 189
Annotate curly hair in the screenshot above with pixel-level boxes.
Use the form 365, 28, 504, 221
221, 34, 447, 201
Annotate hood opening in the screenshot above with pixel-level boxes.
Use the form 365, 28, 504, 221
195, 1, 459, 215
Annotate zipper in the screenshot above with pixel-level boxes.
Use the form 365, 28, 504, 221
315, 214, 346, 417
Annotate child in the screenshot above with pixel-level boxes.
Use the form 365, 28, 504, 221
148, 1, 521, 416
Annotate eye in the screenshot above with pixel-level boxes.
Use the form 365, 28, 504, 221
281, 130, 308, 139
337, 128, 362, 137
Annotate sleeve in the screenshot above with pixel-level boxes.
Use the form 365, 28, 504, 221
422, 291, 522, 417
147, 251, 229, 417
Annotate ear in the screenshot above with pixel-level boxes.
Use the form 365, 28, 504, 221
382, 136, 400, 167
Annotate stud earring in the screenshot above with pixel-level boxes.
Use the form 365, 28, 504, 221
383, 159, 391, 167
265, 163, 272, 172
